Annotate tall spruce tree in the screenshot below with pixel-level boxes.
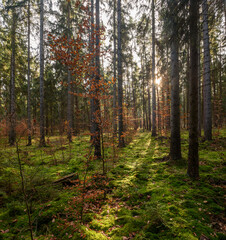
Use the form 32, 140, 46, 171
27, 0, 32, 146
94, 0, 101, 157
113, 0, 117, 137
202, 0, 212, 140
151, 0, 156, 136
67, 0, 72, 142
9, 3, 16, 146
169, 0, 182, 160
187, 0, 199, 179
117, 0, 125, 147
39, 0, 45, 146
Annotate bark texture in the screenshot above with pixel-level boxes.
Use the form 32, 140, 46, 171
170, 40, 182, 160
166, 47, 170, 130
27, 0, 32, 146
39, 0, 46, 146
9, 7, 16, 146
113, 0, 117, 137
188, 0, 199, 179
94, 0, 101, 157
117, 0, 125, 147
198, 28, 202, 136
151, 0, 156, 136
67, 0, 72, 142
202, 0, 212, 140
90, 0, 95, 140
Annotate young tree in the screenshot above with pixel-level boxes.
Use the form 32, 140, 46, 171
202, 0, 212, 140
187, 0, 199, 179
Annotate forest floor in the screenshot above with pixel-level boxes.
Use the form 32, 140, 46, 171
0, 130, 225, 240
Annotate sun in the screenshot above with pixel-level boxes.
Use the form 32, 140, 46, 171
155, 77, 162, 86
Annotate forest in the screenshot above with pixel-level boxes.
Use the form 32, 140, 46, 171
0, 0, 225, 239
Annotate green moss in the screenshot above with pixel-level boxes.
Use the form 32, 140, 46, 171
91, 215, 115, 231
81, 226, 108, 240
1, 130, 226, 239
182, 200, 196, 208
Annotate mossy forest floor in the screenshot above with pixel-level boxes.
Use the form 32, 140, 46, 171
0, 130, 225, 239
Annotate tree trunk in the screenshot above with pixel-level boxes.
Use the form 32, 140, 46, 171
74, 86, 80, 135
113, 0, 117, 137
117, 0, 125, 147
39, 0, 46, 146
148, 87, 151, 131
90, 0, 95, 141
187, 0, 199, 179
94, 0, 101, 157
202, 0, 212, 140
224, 0, 226, 32
183, 92, 186, 129
27, 0, 32, 146
186, 45, 190, 130
219, 41, 223, 127
45, 103, 49, 136
212, 64, 216, 127
151, 0, 156, 136
161, 85, 165, 132
9, 6, 16, 146
145, 50, 151, 131
67, 0, 72, 142
168, 0, 182, 159
132, 63, 138, 130
50, 105, 53, 135
157, 87, 161, 133
33, 98, 37, 135
198, 26, 202, 137
71, 82, 75, 135
166, 46, 170, 130
142, 53, 145, 131
170, 37, 181, 160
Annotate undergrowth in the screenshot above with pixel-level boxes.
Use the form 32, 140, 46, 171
0, 129, 225, 239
